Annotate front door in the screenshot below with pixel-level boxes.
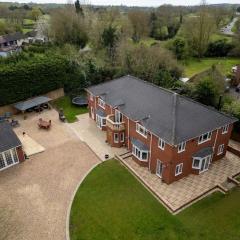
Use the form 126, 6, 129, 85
156, 159, 163, 178
200, 155, 211, 173
96, 115, 102, 129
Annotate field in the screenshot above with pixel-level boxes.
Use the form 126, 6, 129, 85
70, 160, 240, 240
183, 57, 240, 77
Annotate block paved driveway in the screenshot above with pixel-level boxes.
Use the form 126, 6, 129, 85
0, 110, 100, 240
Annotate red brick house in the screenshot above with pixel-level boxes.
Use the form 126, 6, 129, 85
86, 76, 237, 184
0, 121, 25, 171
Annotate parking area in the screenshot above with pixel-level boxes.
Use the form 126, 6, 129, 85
0, 109, 100, 240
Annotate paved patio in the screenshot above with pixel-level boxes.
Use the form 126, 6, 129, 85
0, 109, 100, 240
119, 152, 240, 214
69, 113, 126, 160
17, 133, 45, 156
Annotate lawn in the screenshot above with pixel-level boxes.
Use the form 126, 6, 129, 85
70, 159, 240, 240
52, 96, 88, 123
183, 57, 240, 77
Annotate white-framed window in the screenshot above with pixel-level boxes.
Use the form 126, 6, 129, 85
120, 132, 125, 142
198, 131, 212, 144
158, 138, 165, 150
132, 145, 148, 161
136, 123, 147, 138
115, 109, 123, 123
90, 93, 93, 101
178, 141, 186, 153
192, 158, 201, 169
175, 163, 183, 176
222, 125, 229, 134
192, 155, 212, 173
0, 148, 19, 171
98, 98, 105, 109
218, 144, 224, 155
114, 133, 119, 143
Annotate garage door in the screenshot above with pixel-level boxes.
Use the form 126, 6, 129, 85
0, 149, 19, 171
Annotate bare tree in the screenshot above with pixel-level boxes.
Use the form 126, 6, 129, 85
184, 0, 215, 58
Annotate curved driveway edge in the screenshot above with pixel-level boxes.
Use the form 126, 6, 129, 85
65, 161, 102, 240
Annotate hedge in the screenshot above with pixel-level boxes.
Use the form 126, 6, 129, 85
0, 55, 69, 106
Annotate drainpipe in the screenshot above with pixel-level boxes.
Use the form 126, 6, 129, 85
149, 133, 152, 171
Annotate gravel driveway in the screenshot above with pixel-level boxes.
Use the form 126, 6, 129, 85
0, 110, 100, 240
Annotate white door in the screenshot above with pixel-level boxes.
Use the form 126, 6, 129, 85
200, 155, 211, 173
156, 159, 163, 178
96, 115, 102, 129
90, 107, 94, 119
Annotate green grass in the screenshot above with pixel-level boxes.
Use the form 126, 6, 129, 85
70, 159, 240, 240
23, 18, 35, 25
52, 96, 88, 123
182, 57, 240, 77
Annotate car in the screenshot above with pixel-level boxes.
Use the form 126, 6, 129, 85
236, 84, 240, 92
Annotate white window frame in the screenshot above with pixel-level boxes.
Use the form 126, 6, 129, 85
120, 132, 125, 142
198, 131, 212, 144
192, 158, 201, 169
217, 144, 224, 155
175, 163, 183, 176
114, 133, 119, 143
192, 155, 212, 173
222, 125, 229, 134
136, 123, 147, 138
0, 148, 19, 172
98, 98, 105, 109
115, 109, 123, 123
96, 114, 106, 129
178, 141, 186, 153
132, 145, 149, 162
158, 138, 165, 150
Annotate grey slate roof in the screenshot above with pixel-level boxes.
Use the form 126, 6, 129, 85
193, 147, 213, 158
0, 32, 25, 44
131, 138, 149, 151
96, 108, 106, 117
0, 121, 21, 152
87, 75, 237, 145
14, 96, 52, 111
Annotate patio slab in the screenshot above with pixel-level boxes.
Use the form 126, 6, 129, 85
17, 133, 45, 157
69, 113, 126, 160
118, 152, 240, 214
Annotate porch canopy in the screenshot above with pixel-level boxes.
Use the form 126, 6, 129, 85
14, 96, 52, 111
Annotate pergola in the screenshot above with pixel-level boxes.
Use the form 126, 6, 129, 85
14, 96, 52, 117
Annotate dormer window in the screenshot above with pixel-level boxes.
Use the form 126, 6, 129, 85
136, 123, 147, 138
222, 125, 229, 134
98, 98, 105, 109
198, 131, 212, 144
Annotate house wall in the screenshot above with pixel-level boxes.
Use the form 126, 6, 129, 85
16, 146, 25, 162
87, 91, 234, 184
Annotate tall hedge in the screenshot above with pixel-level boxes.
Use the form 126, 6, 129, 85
0, 55, 69, 106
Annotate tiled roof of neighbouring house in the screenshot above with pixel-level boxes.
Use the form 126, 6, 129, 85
87, 75, 237, 145
0, 32, 25, 44
0, 121, 21, 152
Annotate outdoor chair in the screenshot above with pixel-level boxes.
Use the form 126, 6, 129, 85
11, 119, 19, 128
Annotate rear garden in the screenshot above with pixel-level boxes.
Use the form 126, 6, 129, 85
70, 160, 240, 240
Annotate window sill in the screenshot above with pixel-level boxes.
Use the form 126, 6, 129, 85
198, 139, 211, 145
136, 131, 147, 139
175, 172, 182, 176
132, 154, 148, 162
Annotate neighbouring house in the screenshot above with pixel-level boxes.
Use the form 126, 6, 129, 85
86, 75, 237, 184
0, 121, 25, 171
0, 32, 27, 57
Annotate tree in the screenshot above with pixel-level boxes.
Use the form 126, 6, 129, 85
128, 10, 149, 42
102, 25, 119, 62
206, 39, 234, 57
170, 37, 187, 59
50, 6, 88, 48
75, 0, 83, 15
194, 76, 220, 106
30, 7, 42, 21
183, 1, 215, 58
